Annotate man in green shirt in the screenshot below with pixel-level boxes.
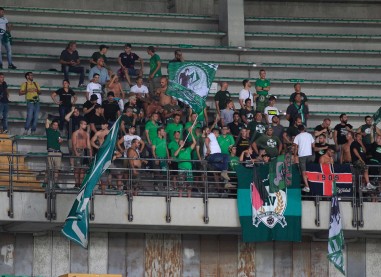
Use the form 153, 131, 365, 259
252, 126, 282, 158
217, 126, 235, 154
165, 114, 184, 142
145, 112, 160, 145
255, 69, 271, 113
90, 44, 109, 69
147, 46, 162, 93
44, 118, 63, 186
185, 113, 202, 142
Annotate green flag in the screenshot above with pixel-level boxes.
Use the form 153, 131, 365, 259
372, 107, 381, 125
236, 155, 301, 242
327, 190, 346, 275
166, 62, 218, 114
61, 116, 121, 248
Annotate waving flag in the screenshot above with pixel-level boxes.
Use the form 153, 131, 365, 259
61, 116, 121, 248
167, 62, 218, 114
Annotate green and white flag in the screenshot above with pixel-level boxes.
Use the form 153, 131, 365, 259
328, 193, 346, 275
167, 62, 218, 114
372, 107, 381, 125
61, 116, 121, 248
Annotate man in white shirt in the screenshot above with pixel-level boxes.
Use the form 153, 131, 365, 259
117, 125, 145, 158
293, 124, 315, 192
204, 128, 235, 188
264, 95, 280, 124
86, 73, 102, 104
0, 7, 16, 69
239, 79, 254, 109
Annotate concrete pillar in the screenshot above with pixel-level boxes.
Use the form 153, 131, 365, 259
219, 0, 245, 47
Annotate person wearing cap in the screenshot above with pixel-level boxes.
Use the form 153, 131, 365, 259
88, 57, 110, 86
147, 46, 162, 93
83, 94, 99, 123
252, 125, 282, 158
89, 104, 105, 137
118, 43, 144, 87
102, 91, 120, 126
263, 95, 280, 124
90, 45, 109, 68
86, 73, 102, 105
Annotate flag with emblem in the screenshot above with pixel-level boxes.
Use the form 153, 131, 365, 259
236, 155, 302, 242
61, 116, 121, 248
166, 62, 218, 114
328, 191, 346, 275
306, 164, 352, 197
373, 107, 381, 125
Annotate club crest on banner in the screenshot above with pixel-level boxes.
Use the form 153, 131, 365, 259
251, 183, 287, 228
175, 64, 210, 98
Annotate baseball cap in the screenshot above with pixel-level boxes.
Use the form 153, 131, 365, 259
90, 94, 98, 101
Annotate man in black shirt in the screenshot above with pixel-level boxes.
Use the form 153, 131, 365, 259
286, 93, 309, 127
102, 92, 120, 126
83, 94, 98, 123
240, 98, 255, 126
314, 118, 332, 141
89, 104, 105, 137
59, 41, 85, 87
0, 73, 9, 133
351, 132, 374, 190
214, 81, 232, 115
228, 112, 244, 140
236, 128, 250, 157
283, 117, 302, 148
314, 134, 329, 163
117, 43, 143, 86
334, 113, 353, 162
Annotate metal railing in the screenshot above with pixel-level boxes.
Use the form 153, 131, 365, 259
0, 152, 379, 228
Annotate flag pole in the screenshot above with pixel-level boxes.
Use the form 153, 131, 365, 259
183, 114, 199, 142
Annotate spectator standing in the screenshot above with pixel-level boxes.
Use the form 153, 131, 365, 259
255, 69, 271, 113
44, 119, 63, 185
270, 115, 284, 144
293, 124, 315, 192
264, 95, 280, 124
19, 72, 41, 135
152, 127, 170, 175
253, 126, 282, 158
340, 132, 354, 164
130, 76, 149, 109
283, 117, 302, 147
247, 111, 266, 143
51, 79, 77, 131
314, 118, 332, 142
220, 100, 235, 127
147, 46, 162, 93
314, 134, 329, 163
217, 126, 235, 154
333, 113, 353, 162
168, 49, 184, 69
0, 7, 16, 69
118, 125, 145, 158
89, 105, 105, 137
145, 112, 160, 147
91, 120, 109, 155
165, 114, 183, 142
90, 45, 109, 69
214, 81, 232, 116
239, 79, 254, 109
86, 73, 102, 104
59, 41, 85, 87
88, 57, 110, 86
0, 72, 9, 133
286, 93, 309, 127
102, 92, 120, 126
236, 128, 250, 157
319, 147, 335, 164
118, 43, 144, 87
240, 98, 255, 126
357, 116, 381, 152
289, 83, 308, 106
106, 74, 125, 111
351, 132, 375, 190
228, 112, 244, 140
83, 95, 98, 123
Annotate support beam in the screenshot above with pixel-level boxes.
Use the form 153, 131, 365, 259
219, 0, 245, 47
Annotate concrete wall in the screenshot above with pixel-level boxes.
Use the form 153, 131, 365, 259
1, 231, 381, 277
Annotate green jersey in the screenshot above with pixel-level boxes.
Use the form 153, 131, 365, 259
177, 147, 193, 170
168, 140, 180, 158
229, 156, 240, 171
360, 124, 372, 145
149, 54, 162, 78
165, 122, 184, 142
152, 137, 167, 158
46, 128, 61, 150
217, 134, 235, 154
247, 121, 266, 142
254, 135, 281, 158
255, 78, 270, 113
145, 120, 159, 142
184, 121, 201, 142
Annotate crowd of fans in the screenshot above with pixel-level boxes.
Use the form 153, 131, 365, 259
0, 27, 380, 196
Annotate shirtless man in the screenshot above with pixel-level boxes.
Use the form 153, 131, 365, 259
91, 121, 109, 155
127, 138, 147, 195
72, 120, 92, 187
319, 147, 335, 165
158, 76, 172, 107
106, 74, 125, 111
341, 131, 354, 164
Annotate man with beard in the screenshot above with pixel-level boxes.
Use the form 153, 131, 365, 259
334, 113, 353, 162
314, 118, 332, 142
236, 128, 250, 157
314, 134, 329, 163
228, 112, 244, 140
247, 111, 266, 143
252, 126, 282, 158
270, 115, 284, 144
357, 115, 381, 152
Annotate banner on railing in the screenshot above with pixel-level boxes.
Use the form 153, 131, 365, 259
236, 155, 302, 242
306, 164, 352, 197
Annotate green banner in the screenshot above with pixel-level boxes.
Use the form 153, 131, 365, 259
236, 156, 302, 242
166, 62, 218, 114
61, 116, 121, 248
373, 107, 381, 125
